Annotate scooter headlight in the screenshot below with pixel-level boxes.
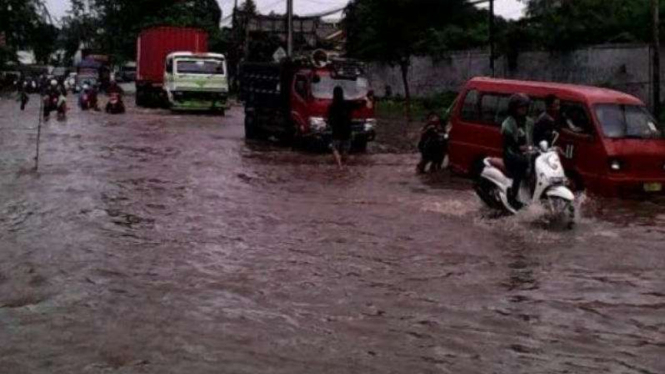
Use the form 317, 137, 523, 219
609, 159, 622, 171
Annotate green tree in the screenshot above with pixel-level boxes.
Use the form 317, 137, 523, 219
0, 0, 52, 65
344, 0, 486, 120
60, 0, 223, 63
520, 0, 659, 50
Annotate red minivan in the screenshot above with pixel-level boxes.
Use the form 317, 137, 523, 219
448, 78, 665, 196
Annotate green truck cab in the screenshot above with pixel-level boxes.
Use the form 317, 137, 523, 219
164, 52, 229, 113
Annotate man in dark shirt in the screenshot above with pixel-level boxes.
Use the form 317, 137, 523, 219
533, 94, 560, 146
328, 86, 368, 169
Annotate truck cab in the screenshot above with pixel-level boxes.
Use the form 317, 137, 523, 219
241, 58, 376, 150
164, 52, 229, 113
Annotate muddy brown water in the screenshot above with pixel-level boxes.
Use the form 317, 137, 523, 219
1, 96, 664, 374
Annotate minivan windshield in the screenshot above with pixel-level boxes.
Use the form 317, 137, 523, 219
176, 59, 225, 75
312, 75, 369, 100
595, 104, 663, 139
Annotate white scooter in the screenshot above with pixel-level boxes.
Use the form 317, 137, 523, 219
474, 133, 576, 228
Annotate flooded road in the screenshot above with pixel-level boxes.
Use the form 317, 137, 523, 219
1, 96, 664, 374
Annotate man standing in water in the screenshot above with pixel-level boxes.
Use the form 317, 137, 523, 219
328, 86, 353, 169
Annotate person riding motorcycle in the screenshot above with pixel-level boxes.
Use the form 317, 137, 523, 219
417, 112, 447, 173
79, 83, 100, 111
105, 80, 126, 114
42, 79, 67, 120
501, 93, 534, 208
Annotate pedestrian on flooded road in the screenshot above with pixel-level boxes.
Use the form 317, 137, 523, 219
18, 82, 29, 111
329, 86, 354, 169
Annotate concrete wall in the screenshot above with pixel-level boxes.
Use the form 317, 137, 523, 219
367, 44, 655, 106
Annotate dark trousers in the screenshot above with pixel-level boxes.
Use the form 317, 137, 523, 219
505, 152, 529, 202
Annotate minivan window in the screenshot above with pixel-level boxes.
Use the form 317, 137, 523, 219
461, 90, 479, 121
480, 93, 510, 126
595, 104, 663, 139
562, 102, 593, 135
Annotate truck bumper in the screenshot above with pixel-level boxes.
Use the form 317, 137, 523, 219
594, 175, 665, 197
169, 91, 228, 111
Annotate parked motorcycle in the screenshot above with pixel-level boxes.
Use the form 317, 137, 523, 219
105, 92, 125, 114
474, 132, 576, 228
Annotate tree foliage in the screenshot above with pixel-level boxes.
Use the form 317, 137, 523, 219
519, 0, 660, 51
0, 0, 56, 65
59, 0, 224, 63
344, 0, 487, 119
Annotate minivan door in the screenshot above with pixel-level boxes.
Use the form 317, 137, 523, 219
557, 101, 605, 191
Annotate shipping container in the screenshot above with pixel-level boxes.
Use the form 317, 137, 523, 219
135, 26, 208, 107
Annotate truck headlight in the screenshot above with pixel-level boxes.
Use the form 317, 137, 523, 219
309, 117, 328, 131
609, 159, 622, 171
364, 118, 377, 132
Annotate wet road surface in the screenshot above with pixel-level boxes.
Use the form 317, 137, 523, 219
1, 96, 664, 373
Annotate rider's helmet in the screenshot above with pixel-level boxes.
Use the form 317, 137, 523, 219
508, 93, 530, 118
83, 84, 90, 91
50, 79, 58, 87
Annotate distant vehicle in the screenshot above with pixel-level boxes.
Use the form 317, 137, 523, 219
116, 62, 137, 82
240, 56, 376, 151
51, 67, 68, 79
135, 26, 208, 107
448, 77, 665, 197
164, 52, 228, 113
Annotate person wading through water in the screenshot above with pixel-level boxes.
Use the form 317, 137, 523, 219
328, 86, 365, 169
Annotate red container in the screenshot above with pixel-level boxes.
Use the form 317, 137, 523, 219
136, 26, 208, 86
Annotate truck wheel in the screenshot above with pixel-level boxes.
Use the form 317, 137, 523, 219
135, 91, 144, 107
352, 140, 368, 153
245, 114, 259, 139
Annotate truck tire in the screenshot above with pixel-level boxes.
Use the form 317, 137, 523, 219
135, 89, 144, 107
352, 139, 369, 153
245, 113, 259, 139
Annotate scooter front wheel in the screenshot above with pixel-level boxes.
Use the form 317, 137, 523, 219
546, 197, 576, 230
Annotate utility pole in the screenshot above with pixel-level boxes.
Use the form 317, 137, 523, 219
287, 0, 294, 57
489, 0, 495, 77
652, 0, 661, 117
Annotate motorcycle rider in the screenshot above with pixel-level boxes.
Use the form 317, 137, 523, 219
501, 93, 534, 208
417, 112, 446, 173
42, 79, 67, 120
105, 79, 126, 114
79, 83, 100, 111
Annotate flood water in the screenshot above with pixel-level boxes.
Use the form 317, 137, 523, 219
1, 96, 664, 373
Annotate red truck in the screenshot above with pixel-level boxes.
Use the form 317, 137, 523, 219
135, 26, 208, 107
240, 58, 376, 151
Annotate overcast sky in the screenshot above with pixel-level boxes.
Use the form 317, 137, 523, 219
45, 0, 526, 22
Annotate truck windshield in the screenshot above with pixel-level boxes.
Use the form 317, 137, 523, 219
312, 75, 369, 100
595, 104, 663, 139
176, 60, 225, 75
